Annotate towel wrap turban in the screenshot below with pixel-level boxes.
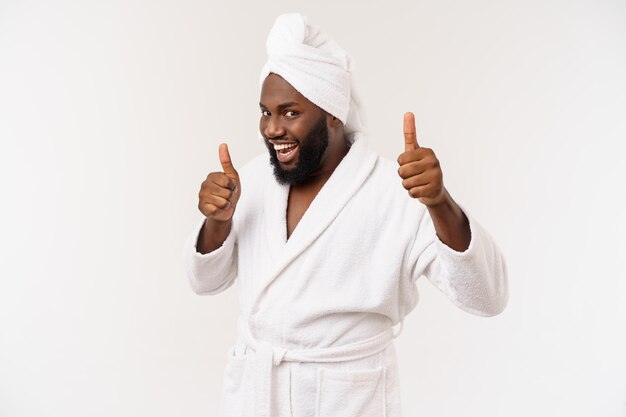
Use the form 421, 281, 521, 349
259, 13, 365, 135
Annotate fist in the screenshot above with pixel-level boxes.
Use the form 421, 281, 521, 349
397, 112, 446, 206
198, 143, 241, 222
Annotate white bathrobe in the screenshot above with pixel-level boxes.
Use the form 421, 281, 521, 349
184, 133, 508, 417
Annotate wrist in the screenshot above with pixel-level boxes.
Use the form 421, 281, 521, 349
197, 218, 232, 254
425, 188, 454, 213
205, 216, 232, 229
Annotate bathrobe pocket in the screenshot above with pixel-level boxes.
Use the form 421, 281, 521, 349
315, 366, 387, 417
220, 343, 249, 417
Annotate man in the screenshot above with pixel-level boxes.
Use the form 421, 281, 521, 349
184, 13, 508, 417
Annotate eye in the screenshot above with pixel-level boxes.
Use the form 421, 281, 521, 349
261, 110, 271, 117
285, 110, 298, 117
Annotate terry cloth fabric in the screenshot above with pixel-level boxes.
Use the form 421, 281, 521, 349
259, 13, 366, 135
183, 131, 509, 416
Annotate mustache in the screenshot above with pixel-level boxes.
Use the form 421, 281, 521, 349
262, 134, 298, 143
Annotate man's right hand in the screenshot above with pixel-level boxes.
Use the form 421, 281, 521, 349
196, 143, 241, 254
198, 143, 241, 223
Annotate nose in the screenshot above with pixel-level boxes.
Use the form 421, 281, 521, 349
262, 115, 286, 139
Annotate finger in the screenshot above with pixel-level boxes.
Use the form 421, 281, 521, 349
408, 185, 430, 200
402, 173, 431, 190
208, 173, 236, 190
397, 160, 428, 179
204, 194, 231, 210
403, 112, 420, 151
219, 143, 239, 180
203, 182, 233, 200
200, 202, 220, 216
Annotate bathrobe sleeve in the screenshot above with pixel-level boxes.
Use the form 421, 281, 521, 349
407, 203, 509, 317
183, 217, 238, 295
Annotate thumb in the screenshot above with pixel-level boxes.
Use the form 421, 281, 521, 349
219, 143, 239, 180
403, 112, 420, 151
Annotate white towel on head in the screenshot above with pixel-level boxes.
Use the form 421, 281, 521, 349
259, 13, 365, 136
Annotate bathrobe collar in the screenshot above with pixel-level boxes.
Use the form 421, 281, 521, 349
257, 132, 378, 299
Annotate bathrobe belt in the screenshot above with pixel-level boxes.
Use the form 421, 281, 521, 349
238, 319, 404, 417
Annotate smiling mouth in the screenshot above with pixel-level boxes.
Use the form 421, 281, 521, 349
270, 141, 300, 164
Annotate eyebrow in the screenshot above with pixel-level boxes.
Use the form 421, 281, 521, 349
259, 101, 300, 110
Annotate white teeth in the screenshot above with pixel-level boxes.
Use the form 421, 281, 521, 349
273, 143, 298, 150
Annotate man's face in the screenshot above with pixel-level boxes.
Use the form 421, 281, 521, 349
259, 73, 330, 185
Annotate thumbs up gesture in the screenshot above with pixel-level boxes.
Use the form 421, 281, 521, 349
198, 143, 241, 222
397, 112, 446, 207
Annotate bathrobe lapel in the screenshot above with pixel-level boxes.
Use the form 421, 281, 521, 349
262, 173, 289, 266
256, 134, 378, 302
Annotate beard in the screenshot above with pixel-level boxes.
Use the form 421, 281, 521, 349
264, 116, 329, 186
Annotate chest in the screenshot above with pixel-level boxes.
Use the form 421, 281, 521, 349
286, 187, 319, 239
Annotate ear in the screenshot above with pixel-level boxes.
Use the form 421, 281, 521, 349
328, 114, 342, 128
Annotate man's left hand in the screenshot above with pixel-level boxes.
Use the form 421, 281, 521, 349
397, 112, 447, 207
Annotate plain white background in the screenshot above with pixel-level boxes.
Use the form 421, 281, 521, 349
1, 0, 625, 416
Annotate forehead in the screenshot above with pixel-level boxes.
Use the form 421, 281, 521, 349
260, 73, 313, 107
